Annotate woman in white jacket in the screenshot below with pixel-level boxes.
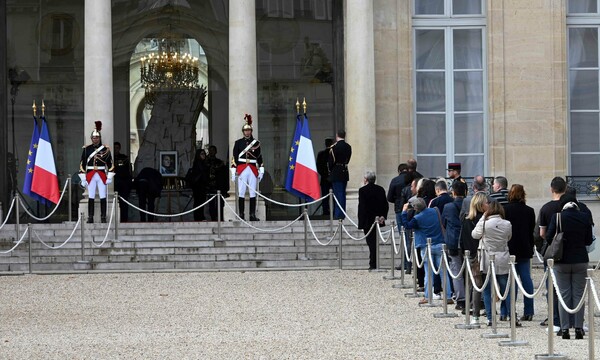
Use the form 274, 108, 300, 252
472, 199, 513, 326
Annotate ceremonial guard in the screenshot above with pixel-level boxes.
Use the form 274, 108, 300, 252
328, 130, 352, 219
231, 114, 264, 221
79, 121, 114, 223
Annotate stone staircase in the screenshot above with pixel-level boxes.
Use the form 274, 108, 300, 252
0, 220, 399, 273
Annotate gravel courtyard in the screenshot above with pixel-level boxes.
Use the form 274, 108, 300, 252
0, 269, 598, 359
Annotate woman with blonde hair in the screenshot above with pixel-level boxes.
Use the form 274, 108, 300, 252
472, 199, 513, 326
459, 192, 487, 323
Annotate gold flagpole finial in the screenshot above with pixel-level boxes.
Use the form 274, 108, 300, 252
295, 98, 300, 114
32, 100, 37, 117
302, 97, 307, 114
41, 100, 45, 117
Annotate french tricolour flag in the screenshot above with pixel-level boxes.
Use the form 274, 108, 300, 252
31, 118, 60, 204
292, 114, 321, 201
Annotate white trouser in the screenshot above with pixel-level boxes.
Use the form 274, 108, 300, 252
237, 166, 257, 198
88, 172, 107, 199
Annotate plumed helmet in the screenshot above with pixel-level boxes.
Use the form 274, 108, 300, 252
91, 121, 102, 138
242, 114, 253, 132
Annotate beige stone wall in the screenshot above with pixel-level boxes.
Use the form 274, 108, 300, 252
371, 0, 568, 200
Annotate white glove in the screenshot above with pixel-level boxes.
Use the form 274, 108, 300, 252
106, 172, 115, 185
78, 173, 88, 188
258, 167, 265, 182
230, 168, 237, 182
81, 180, 88, 188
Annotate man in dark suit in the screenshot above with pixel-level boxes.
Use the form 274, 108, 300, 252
328, 130, 352, 219
134, 167, 162, 222
358, 170, 389, 270
316, 138, 334, 215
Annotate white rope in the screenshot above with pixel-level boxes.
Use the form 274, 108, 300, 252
0, 226, 29, 254
594, 258, 600, 271
390, 227, 399, 255
533, 246, 544, 263
376, 223, 393, 244
19, 179, 70, 221
465, 260, 492, 293
306, 214, 339, 246
332, 194, 358, 228
222, 196, 304, 232
413, 246, 425, 269
119, 194, 217, 218
0, 197, 16, 230
34, 215, 82, 249
442, 251, 466, 280
426, 243, 442, 276
238, 178, 329, 207
490, 262, 512, 302
510, 262, 548, 299
91, 198, 117, 247
401, 229, 412, 262
549, 267, 589, 315
589, 278, 600, 311
341, 223, 374, 241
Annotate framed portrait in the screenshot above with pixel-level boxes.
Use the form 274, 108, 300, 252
159, 151, 178, 177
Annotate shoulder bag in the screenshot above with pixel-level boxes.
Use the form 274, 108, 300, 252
543, 213, 564, 262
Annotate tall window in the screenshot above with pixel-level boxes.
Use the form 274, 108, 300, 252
412, 0, 486, 177
567, 1, 600, 175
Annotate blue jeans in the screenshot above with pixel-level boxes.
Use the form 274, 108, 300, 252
396, 212, 412, 270
514, 259, 534, 316
331, 181, 347, 219
483, 273, 510, 321
421, 244, 451, 299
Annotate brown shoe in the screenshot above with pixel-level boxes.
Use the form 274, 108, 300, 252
419, 297, 428, 305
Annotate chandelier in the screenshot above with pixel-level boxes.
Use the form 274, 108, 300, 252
140, 28, 200, 107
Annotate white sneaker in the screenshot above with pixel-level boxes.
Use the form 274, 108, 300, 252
470, 317, 480, 325
584, 324, 589, 332
432, 293, 442, 300
545, 325, 560, 334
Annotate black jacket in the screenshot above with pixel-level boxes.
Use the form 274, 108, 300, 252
358, 183, 389, 230
327, 140, 352, 182
546, 207, 593, 264
387, 172, 408, 213
504, 201, 536, 260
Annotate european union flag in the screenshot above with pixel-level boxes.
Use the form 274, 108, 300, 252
22, 117, 46, 204
284, 114, 306, 199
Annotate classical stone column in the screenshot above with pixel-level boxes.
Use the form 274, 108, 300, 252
344, 0, 376, 219
229, 0, 258, 146
84, 0, 113, 147
228, 0, 259, 220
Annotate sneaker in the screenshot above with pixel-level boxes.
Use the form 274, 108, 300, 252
432, 293, 442, 300
545, 325, 560, 334
486, 320, 492, 327
470, 317, 480, 325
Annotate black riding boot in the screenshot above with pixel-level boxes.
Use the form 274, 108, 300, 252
238, 197, 245, 220
249, 197, 259, 221
87, 199, 95, 223
100, 198, 107, 223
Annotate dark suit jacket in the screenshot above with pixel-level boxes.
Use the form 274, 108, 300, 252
327, 140, 352, 182
358, 183, 389, 230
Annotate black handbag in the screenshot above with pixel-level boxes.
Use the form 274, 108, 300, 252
543, 213, 564, 262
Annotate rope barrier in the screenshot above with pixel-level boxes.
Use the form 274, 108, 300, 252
0, 197, 16, 230
33, 215, 82, 249
510, 262, 548, 299
442, 251, 466, 280
306, 214, 339, 246
413, 245, 425, 269
549, 267, 589, 315
589, 278, 600, 311
465, 259, 492, 293
238, 178, 329, 207
0, 226, 29, 254
390, 227, 399, 255
222, 197, 304, 232
533, 246, 545, 263
119, 194, 217, 218
332, 195, 358, 228
426, 243, 443, 276
402, 230, 412, 262
490, 262, 512, 302
91, 198, 117, 247
341, 222, 374, 241
376, 223, 393, 244
19, 179, 69, 221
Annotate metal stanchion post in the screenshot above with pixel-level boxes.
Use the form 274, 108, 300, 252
329, 189, 334, 234
435, 244, 458, 318
499, 255, 528, 346
300, 207, 309, 260
114, 193, 119, 242
535, 259, 566, 359
68, 174, 72, 222
405, 234, 421, 298
420, 238, 439, 307
338, 219, 343, 269
456, 250, 480, 329
15, 194, 20, 242
587, 270, 595, 360
384, 221, 400, 280
482, 254, 509, 339
28, 223, 32, 274
79, 212, 86, 262
372, 223, 386, 273
217, 191, 222, 239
